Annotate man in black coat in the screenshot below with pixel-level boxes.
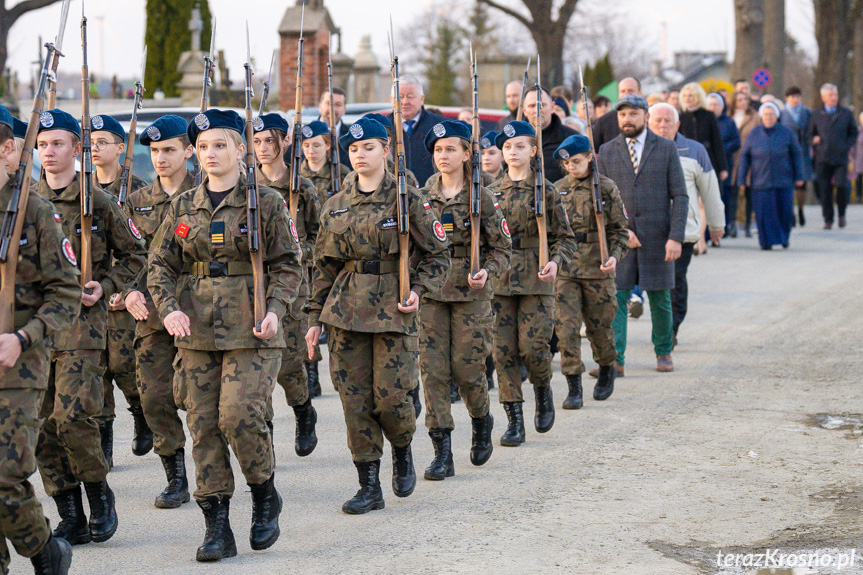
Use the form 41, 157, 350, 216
318, 87, 352, 169
496, 80, 523, 130
522, 88, 576, 182
385, 75, 447, 187
592, 77, 641, 152
806, 83, 859, 228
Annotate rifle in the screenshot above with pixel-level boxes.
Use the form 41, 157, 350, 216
327, 33, 341, 197
288, 5, 305, 222
388, 19, 410, 306
118, 46, 147, 208
258, 50, 275, 116
80, 7, 93, 291
0, 41, 57, 335
193, 19, 216, 187
244, 24, 266, 332
515, 56, 531, 122
533, 57, 548, 269
578, 65, 609, 265
46, 0, 70, 110
468, 43, 482, 278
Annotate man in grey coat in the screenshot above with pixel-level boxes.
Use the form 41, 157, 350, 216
597, 95, 688, 373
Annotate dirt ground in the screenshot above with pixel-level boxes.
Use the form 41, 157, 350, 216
9, 205, 863, 575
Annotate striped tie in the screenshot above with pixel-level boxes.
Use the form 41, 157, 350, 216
628, 138, 639, 173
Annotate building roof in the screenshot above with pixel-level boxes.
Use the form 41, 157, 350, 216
278, 5, 335, 35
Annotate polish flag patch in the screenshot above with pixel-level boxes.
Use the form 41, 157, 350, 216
174, 222, 190, 238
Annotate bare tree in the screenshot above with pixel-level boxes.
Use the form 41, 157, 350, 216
812, 0, 863, 107
763, 0, 785, 97
0, 0, 62, 91
731, 0, 765, 83
854, 17, 863, 113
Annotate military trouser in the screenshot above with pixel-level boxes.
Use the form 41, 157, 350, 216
174, 347, 279, 500
419, 299, 492, 430
266, 298, 309, 422
99, 321, 141, 421
555, 277, 618, 375
135, 329, 185, 456
36, 349, 109, 496
492, 294, 555, 403
328, 326, 417, 463
0, 387, 50, 574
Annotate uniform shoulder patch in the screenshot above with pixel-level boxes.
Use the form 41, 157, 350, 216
174, 222, 190, 238
54, 213, 62, 222
501, 218, 511, 238
128, 218, 142, 240
289, 218, 300, 243
422, 202, 431, 210
432, 220, 447, 242
61, 238, 77, 266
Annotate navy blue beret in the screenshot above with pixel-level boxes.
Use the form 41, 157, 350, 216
90, 114, 126, 141
495, 121, 535, 148
553, 134, 592, 161
0, 106, 12, 130
140, 114, 188, 146
339, 117, 388, 152
302, 120, 330, 139
37, 109, 80, 138
187, 109, 244, 145
363, 113, 391, 131
12, 117, 27, 139
424, 120, 471, 152
480, 130, 499, 150
252, 112, 288, 135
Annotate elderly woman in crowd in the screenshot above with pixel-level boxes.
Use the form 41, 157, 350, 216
730, 89, 761, 237
707, 92, 740, 241
736, 102, 804, 250
851, 112, 863, 204
678, 83, 728, 184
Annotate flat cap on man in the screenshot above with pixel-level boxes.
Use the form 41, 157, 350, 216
615, 94, 649, 112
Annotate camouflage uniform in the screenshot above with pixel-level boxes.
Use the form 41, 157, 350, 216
489, 173, 576, 403
306, 170, 450, 462
34, 176, 146, 496
148, 176, 302, 499
553, 173, 629, 375
418, 179, 510, 430
0, 181, 80, 573
99, 174, 148, 422
300, 157, 350, 201
256, 169, 320, 413
122, 171, 195, 456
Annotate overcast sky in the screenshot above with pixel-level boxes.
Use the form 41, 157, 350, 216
7, 0, 816, 85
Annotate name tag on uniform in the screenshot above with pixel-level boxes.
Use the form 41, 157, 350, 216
463, 218, 471, 229
493, 192, 502, 197
19, 237, 28, 246
377, 218, 397, 229
559, 190, 569, 196
330, 208, 348, 216
239, 223, 248, 235
210, 221, 225, 245
441, 212, 455, 235
75, 225, 99, 234
135, 205, 154, 212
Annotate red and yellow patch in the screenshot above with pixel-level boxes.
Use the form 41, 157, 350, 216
61, 238, 77, 266
174, 222, 190, 238
433, 220, 447, 242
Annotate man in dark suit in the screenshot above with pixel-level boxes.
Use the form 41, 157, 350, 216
597, 95, 688, 374
496, 80, 523, 130
592, 77, 641, 151
318, 87, 352, 169
522, 88, 576, 182
806, 83, 859, 229
385, 75, 447, 186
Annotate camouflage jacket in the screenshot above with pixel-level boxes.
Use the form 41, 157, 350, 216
300, 158, 351, 201
306, 170, 450, 335
553, 173, 630, 280
256, 167, 320, 298
0, 179, 80, 388
420, 178, 510, 302
148, 175, 302, 351
124, 171, 195, 337
37, 175, 146, 350
489, 172, 576, 296
424, 170, 497, 189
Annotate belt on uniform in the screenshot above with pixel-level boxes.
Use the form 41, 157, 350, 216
511, 236, 540, 249
448, 245, 469, 258
182, 261, 259, 277
343, 259, 399, 275
574, 232, 600, 243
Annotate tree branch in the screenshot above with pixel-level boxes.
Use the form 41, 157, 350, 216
478, 0, 533, 29
556, 0, 581, 26
7, 0, 61, 25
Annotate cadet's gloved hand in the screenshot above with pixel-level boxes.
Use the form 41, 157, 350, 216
468, 268, 488, 290
81, 281, 103, 307
164, 310, 191, 337
397, 291, 420, 313
125, 291, 148, 321
538, 260, 558, 283
305, 326, 322, 360
253, 312, 279, 340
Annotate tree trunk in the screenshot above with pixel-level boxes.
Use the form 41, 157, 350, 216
763, 0, 785, 97
533, 26, 565, 88
812, 0, 854, 107
731, 0, 765, 85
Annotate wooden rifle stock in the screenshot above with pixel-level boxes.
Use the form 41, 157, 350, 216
80, 14, 93, 290
579, 66, 609, 265
533, 78, 548, 269
244, 27, 265, 331
469, 46, 481, 277
389, 25, 410, 306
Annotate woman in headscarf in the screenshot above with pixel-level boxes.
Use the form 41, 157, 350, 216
706, 92, 741, 241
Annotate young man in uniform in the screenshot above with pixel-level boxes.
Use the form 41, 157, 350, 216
0, 105, 80, 575
123, 115, 195, 509
89, 114, 152, 463
34, 108, 146, 547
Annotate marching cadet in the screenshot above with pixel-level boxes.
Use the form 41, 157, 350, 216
418, 120, 509, 480
552, 134, 628, 408
304, 117, 449, 514
361, 113, 420, 188
34, 108, 146, 546
122, 115, 195, 509
252, 112, 320, 455
490, 121, 576, 446
0, 105, 79, 575
89, 113, 152, 464
480, 130, 505, 181
148, 109, 302, 562
7, 118, 28, 177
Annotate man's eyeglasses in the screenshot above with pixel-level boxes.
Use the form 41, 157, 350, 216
92, 140, 121, 152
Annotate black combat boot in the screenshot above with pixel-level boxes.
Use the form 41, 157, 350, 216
470, 413, 494, 466
305, 361, 321, 397
155, 448, 190, 509
98, 420, 113, 470
562, 374, 583, 410
342, 460, 385, 514
534, 385, 555, 433
128, 406, 153, 456
196, 496, 237, 562
293, 399, 318, 457
30, 534, 72, 575
248, 473, 282, 550
424, 429, 454, 481
83, 480, 117, 543
593, 363, 617, 401
500, 402, 525, 446
485, 356, 495, 389
449, 382, 461, 403
51, 487, 90, 545
408, 386, 422, 418
391, 442, 416, 497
